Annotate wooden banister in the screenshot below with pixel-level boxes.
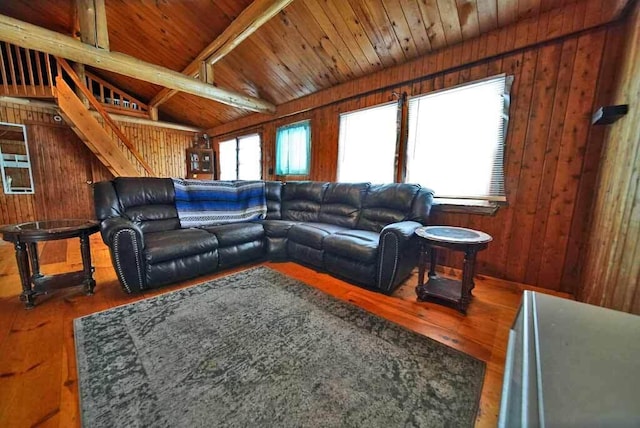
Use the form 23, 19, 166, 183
56, 58, 155, 176
0, 41, 54, 97
83, 70, 150, 118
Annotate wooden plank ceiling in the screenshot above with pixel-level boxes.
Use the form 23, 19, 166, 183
0, 0, 587, 128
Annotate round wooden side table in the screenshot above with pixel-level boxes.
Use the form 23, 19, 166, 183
0, 219, 100, 309
415, 226, 492, 314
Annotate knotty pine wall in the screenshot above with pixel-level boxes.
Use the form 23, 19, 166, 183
0, 102, 195, 226
579, 1, 640, 315
211, 3, 623, 295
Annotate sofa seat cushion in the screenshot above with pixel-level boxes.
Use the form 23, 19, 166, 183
323, 230, 380, 263
204, 222, 264, 247
261, 220, 300, 238
144, 229, 219, 265
288, 222, 349, 250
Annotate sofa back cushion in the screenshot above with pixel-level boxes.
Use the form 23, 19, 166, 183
94, 181, 122, 220
282, 181, 328, 222
113, 177, 179, 233
357, 183, 420, 232
318, 182, 369, 228
409, 187, 435, 225
265, 181, 283, 220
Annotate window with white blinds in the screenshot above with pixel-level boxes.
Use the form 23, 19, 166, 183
337, 102, 398, 183
218, 139, 237, 180
218, 133, 262, 180
406, 74, 511, 202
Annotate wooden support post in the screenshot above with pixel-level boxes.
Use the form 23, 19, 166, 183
199, 61, 214, 85
76, 0, 109, 50
72, 62, 90, 108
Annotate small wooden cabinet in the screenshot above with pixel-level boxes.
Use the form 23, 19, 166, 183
186, 148, 216, 180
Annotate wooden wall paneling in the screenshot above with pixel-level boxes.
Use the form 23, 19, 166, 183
524, 38, 578, 286
580, 1, 640, 314
28, 123, 94, 221
536, 30, 606, 290
0, 102, 55, 226
561, 23, 626, 291
501, 50, 537, 281
512, 42, 563, 285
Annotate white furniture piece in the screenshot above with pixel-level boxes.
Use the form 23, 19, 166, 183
499, 291, 640, 427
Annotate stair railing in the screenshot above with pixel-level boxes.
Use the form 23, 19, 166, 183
56, 58, 155, 176
0, 41, 54, 98
84, 70, 150, 118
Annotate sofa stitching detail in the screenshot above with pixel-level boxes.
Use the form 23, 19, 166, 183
379, 232, 399, 292
113, 229, 143, 293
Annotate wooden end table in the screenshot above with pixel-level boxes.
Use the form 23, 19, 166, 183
415, 226, 492, 314
1, 219, 100, 309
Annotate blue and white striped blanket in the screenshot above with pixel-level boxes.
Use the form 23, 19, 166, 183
172, 179, 267, 228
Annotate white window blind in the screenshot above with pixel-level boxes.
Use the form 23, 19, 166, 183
238, 134, 261, 180
337, 102, 398, 183
218, 133, 262, 180
406, 75, 510, 201
218, 139, 237, 180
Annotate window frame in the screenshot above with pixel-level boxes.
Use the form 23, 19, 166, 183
217, 132, 262, 181
275, 120, 312, 176
336, 101, 400, 184
404, 73, 512, 207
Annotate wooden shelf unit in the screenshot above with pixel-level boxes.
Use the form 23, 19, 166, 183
186, 148, 216, 180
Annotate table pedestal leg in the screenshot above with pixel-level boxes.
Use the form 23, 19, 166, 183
80, 233, 96, 295
28, 242, 43, 281
417, 243, 426, 286
15, 241, 34, 309
428, 247, 437, 278
460, 248, 478, 314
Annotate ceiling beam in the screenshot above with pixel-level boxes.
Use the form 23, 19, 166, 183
76, 0, 109, 50
0, 14, 276, 114
148, 0, 294, 108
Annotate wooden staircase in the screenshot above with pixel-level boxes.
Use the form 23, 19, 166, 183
0, 41, 154, 178
56, 77, 140, 176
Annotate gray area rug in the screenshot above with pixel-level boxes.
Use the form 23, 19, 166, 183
74, 266, 485, 427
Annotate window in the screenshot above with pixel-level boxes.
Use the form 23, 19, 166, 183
275, 120, 311, 175
337, 102, 398, 183
405, 75, 511, 203
218, 133, 261, 180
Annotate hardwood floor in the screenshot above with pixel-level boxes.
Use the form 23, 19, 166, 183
0, 236, 570, 427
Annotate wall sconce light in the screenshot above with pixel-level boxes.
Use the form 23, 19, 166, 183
592, 105, 629, 125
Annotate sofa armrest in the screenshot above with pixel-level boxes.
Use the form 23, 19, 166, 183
377, 221, 422, 293
100, 217, 146, 293
100, 217, 144, 247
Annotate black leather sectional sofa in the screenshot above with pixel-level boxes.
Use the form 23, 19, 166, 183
94, 178, 434, 294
